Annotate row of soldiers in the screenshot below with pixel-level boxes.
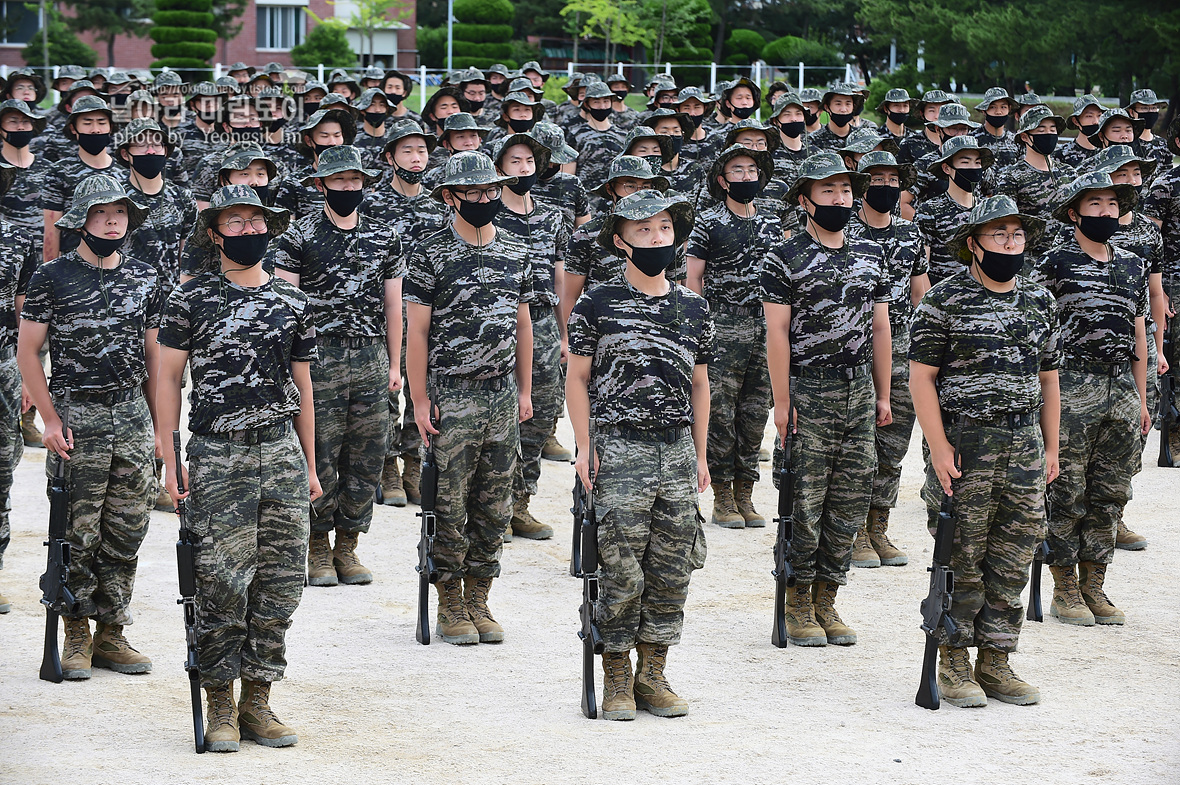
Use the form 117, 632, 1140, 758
0, 61, 1175, 745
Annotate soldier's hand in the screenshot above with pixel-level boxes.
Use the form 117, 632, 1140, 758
1140, 404, 1152, 436
876, 398, 892, 427
1159, 354, 1170, 375
153, 432, 164, 460
931, 442, 961, 496
1045, 447, 1060, 485
20, 383, 30, 413
414, 402, 440, 445
560, 336, 569, 364
388, 365, 402, 392
773, 400, 793, 441
696, 459, 710, 493
518, 392, 533, 423
308, 470, 323, 502
42, 420, 73, 459
165, 462, 189, 506
574, 448, 599, 491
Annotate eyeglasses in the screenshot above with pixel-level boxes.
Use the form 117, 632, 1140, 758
451, 186, 501, 202
975, 229, 1027, 245
723, 165, 760, 179
612, 181, 652, 194
218, 216, 269, 234
128, 140, 165, 154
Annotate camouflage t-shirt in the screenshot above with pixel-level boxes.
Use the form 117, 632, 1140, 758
123, 178, 199, 292
563, 215, 688, 290
3, 155, 45, 235
1112, 212, 1163, 277
913, 192, 973, 287
898, 132, 940, 166
363, 181, 450, 252
909, 271, 1060, 418
686, 202, 786, 311
40, 155, 119, 255
1053, 139, 1099, 170
494, 199, 568, 307
272, 165, 325, 221
663, 159, 708, 207
403, 223, 534, 380
991, 158, 1077, 251
567, 275, 713, 430
1142, 164, 1180, 282
271, 211, 406, 338
771, 142, 812, 190
680, 130, 724, 166
158, 274, 317, 433
569, 125, 625, 194
806, 125, 856, 152
761, 231, 891, 368
21, 250, 162, 394
178, 122, 220, 178
1133, 136, 1171, 186
0, 220, 37, 349
533, 172, 591, 235
972, 127, 1021, 167
846, 213, 929, 334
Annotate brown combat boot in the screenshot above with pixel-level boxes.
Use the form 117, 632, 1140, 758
784, 585, 827, 647
92, 621, 152, 673
812, 581, 857, 645
511, 496, 554, 540
868, 508, 908, 566
307, 531, 338, 586
0, 585, 10, 613
61, 616, 92, 680
851, 523, 881, 568
332, 530, 373, 585
153, 461, 174, 512
204, 682, 240, 752
541, 433, 573, 462
1049, 565, 1095, 626
710, 481, 745, 529
21, 408, 42, 447
634, 643, 688, 717
238, 679, 298, 747
937, 646, 987, 708
734, 479, 766, 528
435, 579, 479, 644
1115, 520, 1147, 551
601, 651, 636, 721
380, 458, 407, 507
463, 576, 505, 642
974, 649, 1040, 705
1078, 561, 1125, 625
402, 453, 422, 505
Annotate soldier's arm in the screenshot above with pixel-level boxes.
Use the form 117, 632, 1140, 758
291, 360, 322, 501
559, 269, 586, 335
871, 302, 893, 426
685, 255, 705, 296
156, 345, 189, 501
1150, 272, 1168, 370
515, 302, 533, 423
911, 274, 931, 305
566, 352, 595, 490
143, 327, 162, 456
763, 301, 792, 441
405, 301, 436, 442
18, 318, 66, 453
1039, 369, 1061, 485
42, 209, 60, 262
1134, 316, 1150, 434
691, 363, 711, 493
910, 360, 958, 495
384, 277, 403, 391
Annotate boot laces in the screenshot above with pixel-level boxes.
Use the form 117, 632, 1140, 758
944, 648, 972, 684
443, 582, 468, 619
334, 533, 361, 567
603, 654, 631, 694
1086, 564, 1113, 605
247, 684, 279, 723
467, 579, 492, 620
986, 651, 1016, 681
64, 620, 89, 653
641, 648, 671, 690
209, 687, 236, 728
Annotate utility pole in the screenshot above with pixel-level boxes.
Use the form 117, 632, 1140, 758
446, 0, 453, 72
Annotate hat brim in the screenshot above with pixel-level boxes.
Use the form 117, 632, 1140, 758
1094, 152, 1158, 181
708, 147, 776, 201
860, 161, 919, 192
430, 171, 518, 202
494, 105, 546, 129
1018, 115, 1067, 136
492, 133, 552, 174
1051, 182, 1139, 223
0, 103, 47, 133
382, 129, 438, 157
1087, 117, 1145, 144
597, 198, 695, 253
927, 145, 996, 176
302, 165, 383, 188
55, 192, 150, 233
190, 200, 291, 249
948, 211, 1046, 262
785, 169, 871, 205
592, 171, 671, 200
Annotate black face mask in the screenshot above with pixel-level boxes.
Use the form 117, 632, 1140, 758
806, 198, 852, 232
456, 198, 501, 228
864, 184, 900, 213
197, 108, 221, 124
129, 152, 167, 179
1138, 111, 1159, 131
269, 117, 287, 132
508, 117, 537, 133
364, 111, 387, 128
81, 231, 125, 258
396, 166, 424, 184
829, 111, 854, 127
975, 248, 1023, 282
302, 101, 321, 116
613, 90, 628, 101
888, 111, 909, 126
506, 172, 538, 195
1079, 122, 1100, 138
950, 166, 983, 193
588, 106, 613, 122
216, 231, 270, 267
779, 120, 805, 139
323, 187, 364, 216
251, 184, 271, 203
234, 126, 264, 141
491, 82, 509, 97
725, 178, 763, 203
640, 154, 665, 170
466, 98, 486, 113
1076, 214, 1120, 243
386, 91, 404, 107
541, 164, 560, 181
620, 237, 675, 277
1028, 133, 1058, 156
77, 132, 111, 155
313, 142, 337, 157
803, 110, 818, 125
686, 113, 705, 129
731, 105, 755, 120
4, 129, 36, 148
110, 93, 129, 107
666, 136, 684, 156
984, 113, 1008, 129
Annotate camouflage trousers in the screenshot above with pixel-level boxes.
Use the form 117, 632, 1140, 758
310, 340, 390, 534
870, 337, 917, 509
45, 392, 153, 625
920, 418, 1046, 652
789, 371, 877, 586
706, 311, 771, 484
186, 425, 309, 687
594, 430, 706, 652
0, 354, 22, 569
1141, 326, 1158, 455
1048, 368, 1140, 567
387, 313, 420, 459
428, 380, 519, 582
514, 308, 564, 501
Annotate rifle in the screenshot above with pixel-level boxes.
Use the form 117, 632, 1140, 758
916, 420, 962, 711
414, 400, 439, 645
569, 476, 586, 577
573, 425, 604, 719
1026, 497, 1051, 623
1159, 331, 1177, 468
173, 431, 205, 754
770, 427, 796, 649
39, 391, 78, 683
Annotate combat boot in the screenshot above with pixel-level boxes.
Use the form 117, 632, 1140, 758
61, 616, 92, 680
812, 581, 857, 645
402, 453, 422, 505
784, 585, 827, 647
1078, 561, 1125, 625
92, 621, 152, 673
238, 679, 298, 747
734, 479, 766, 527
435, 579, 479, 644
541, 434, 573, 462
851, 524, 881, 568
601, 651, 636, 720
463, 576, 505, 642
306, 531, 338, 586
1115, 520, 1147, 551
974, 649, 1040, 705
759, 446, 771, 462
710, 482, 745, 529
0, 585, 10, 613
868, 508, 908, 566
380, 458, 407, 507
1048, 565, 1095, 626
634, 643, 688, 717
204, 682, 240, 752
511, 497, 554, 540
21, 408, 42, 447
332, 530, 373, 584
937, 646, 987, 708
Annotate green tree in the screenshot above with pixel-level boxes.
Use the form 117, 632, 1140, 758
344, 0, 413, 66
60, 0, 152, 67
151, 0, 217, 79
451, 0, 517, 70
561, 0, 652, 73
209, 0, 250, 45
723, 28, 764, 65
417, 25, 447, 68
290, 17, 357, 69
22, 5, 98, 69
761, 35, 842, 68
640, 0, 711, 67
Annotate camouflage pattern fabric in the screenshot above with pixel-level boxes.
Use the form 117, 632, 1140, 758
898, 132, 939, 166
272, 165, 325, 220
494, 200, 567, 307
914, 192, 973, 286
533, 171, 591, 234
971, 127, 1021, 167
1053, 139, 1100, 170
353, 127, 389, 170
991, 159, 1077, 252
771, 143, 812, 191
0, 356, 21, 568
594, 431, 706, 651
1132, 135, 1170, 186
186, 428, 309, 687
0, 220, 37, 347
178, 124, 220, 179
0, 226, 29, 567
1110, 213, 1164, 432
806, 125, 855, 152
663, 159, 708, 206
123, 178, 198, 291
687, 202, 785, 310
568, 125, 625, 194
1142, 165, 1180, 278
5, 158, 45, 256
514, 308, 563, 500
39, 157, 118, 255
704, 311, 770, 484
680, 131, 724, 166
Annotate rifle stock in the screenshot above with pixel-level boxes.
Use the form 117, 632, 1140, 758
771, 428, 796, 649
1159, 366, 1177, 469
39, 391, 77, 683
415, 399, 439, 645
1026, 498, 1051, 623
173, 431, 205, 754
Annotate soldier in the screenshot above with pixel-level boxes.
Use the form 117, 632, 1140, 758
421, 112, 490, 192
639, 75, 680, 127
404, 152, 534, 645
799, 88, 825, 136
1090, 108, 1142, 151
177, 83, 226, 176
271, 108, 355, 220
878, 88, 913, 146
531, 122, 593, 235
420, 85, 464, 138
767, 93, 814, 187
915, 136, 994, 286
326, 69, 360, 102
1031, 172, 1150, 628
629, 118, 705, 204
1125, 89, 1171, 179
566, 190, 712, 720
554, 74, 589, 128
712, 77, 761, 130
226, 61, 255, 86
847, 151, 930, 568
381, 69, 423, 127
992, 106, 1077, 252
158, 184, 318, 752
972, 87, 1021, 167
761, 152, 893, 647
485, 63, 512, 110
455, 68, 494, 128
1, 99, 48, 259
569, 82, 626, 190
899, 90, 955, 165
607, 74, 639, 131
292, 80, 328, 124
912, 103, 980, 202
1014, 92, 1048, 121
353, 88, 394, 169
272, 146, 401, 587
807, 83, 864, 152
482, 90, 545, 150
518, 62, 560, 121
17, 175, 159, 679
909, 195, 1059, 707
686, 144, 781, 529
672, 87, 721, 165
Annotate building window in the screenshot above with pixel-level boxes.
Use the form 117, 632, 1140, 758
257, 6, 304, 50
0, 1, 40, 45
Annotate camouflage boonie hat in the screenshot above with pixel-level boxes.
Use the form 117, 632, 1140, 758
326, 68, 361, 96
1015, 92, 1046, 110
623, 126, 675, 164
647, 76, 680, 109
262, 62, 287, 80
297, 108, 358, 153
1089, 108, 1144, 143
441, 112, 490, 143
1089, 144, 1157, 180
725, 118, 782, 153
64, 94, 114, 140
520, 61, 550, 80
56, 173, 149, 231
786, 151, 870, 204
191, 184, 291, 249
382, 119, 438, 158
765, 80, 791, 105
127, 89, 158, 109
114, 117, 179, 156
455, 67, 489, 88
597, 190, 694, 254
927, 135, 995, 176
876, 88, 912, 112
948, 195, 1045, 262
382, 69, 415, 97
606, 73, 630, 88
217, 142, 279, 182
642, 108, 695, 138
151, 71, 187, 90
59, 79, 104, 110
354, 88, 391, 113
0, 99, 46, 133
719, 76, 762, 116
227, 62, 255, 76
1051, 171, 1138, 223
360, 66, 385, 83
1067, 95, 1106, 127
591, 155, 670, 199
494, 92, 545, 129
974, 87, 1015, 113
1127, 89, 1168, 108
821, 82, 864, 111
430, 150, 517, 202
708, 143, 775, 201
915, 89, 957, 114
6, 67, 46, 102
319, 92, 359, 115
214, 76, 240, 93
675, 86, 717, 112
927, 102, 979, 129
185, 82, 222, 104
486, 64, 512, 79
509, 77, 542, 98
798, 88, 823, 105
1015, 105, 1065, 136
770, 92, 805, 119
563, 73, 587, 98
857, 150, 918, 191
302, 145, 382, 186
838, 128, 900, 157
491, 132, 551, 174
295, 79, 328, 96
52, 65, 87, 90
583, 82, 615, 102
531, 122, 578, 165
